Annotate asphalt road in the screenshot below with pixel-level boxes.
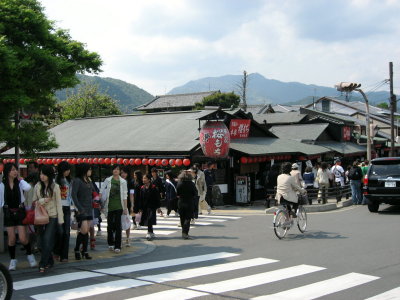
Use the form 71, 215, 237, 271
10, 204, 400, 300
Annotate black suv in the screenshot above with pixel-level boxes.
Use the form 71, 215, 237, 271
364, 157, 400, 212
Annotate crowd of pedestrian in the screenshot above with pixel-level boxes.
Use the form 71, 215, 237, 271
0, 160, 217, 273
264, 159, 370, 207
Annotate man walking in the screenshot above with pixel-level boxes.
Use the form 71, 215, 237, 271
203, 162, 215, 209
331, 159, 345, 203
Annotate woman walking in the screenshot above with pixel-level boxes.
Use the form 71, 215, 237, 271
139, 173, 160, 241
316, 162, 331, 204
71, 163, 94, 260
302, 166, 315, 205
164, 170, 178, 217
100, 165, 128, 253
132, 170, 143, 229
0, 163, 37, 271
120, 166, 134, 247
33, 165, 64, 272
54, 161, 72, 262
176, 170, 197, 239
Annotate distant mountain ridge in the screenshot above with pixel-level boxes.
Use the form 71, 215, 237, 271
168, 73, 389, 106
55, 74, 154, 113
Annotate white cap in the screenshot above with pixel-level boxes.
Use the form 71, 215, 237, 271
292, 163, 299, 169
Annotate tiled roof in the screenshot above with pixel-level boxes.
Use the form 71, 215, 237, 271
253, 112, 307, 125
270, 123, 329, 141
136, 91, 218, 110
315, 141, 366, 155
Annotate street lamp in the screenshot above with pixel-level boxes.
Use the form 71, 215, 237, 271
335, 82, 372, 161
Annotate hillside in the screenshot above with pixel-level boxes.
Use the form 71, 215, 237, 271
55, 74, 154, 113
168, 73, 390, 105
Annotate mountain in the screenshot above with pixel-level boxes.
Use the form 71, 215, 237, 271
55, 74, 154, 113
168, 73, 390, 105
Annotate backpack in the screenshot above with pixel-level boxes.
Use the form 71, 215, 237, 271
348, 167, 362, 180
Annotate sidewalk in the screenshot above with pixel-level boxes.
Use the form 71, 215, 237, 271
0, 197, 353, 274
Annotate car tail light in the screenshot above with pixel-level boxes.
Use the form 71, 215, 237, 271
363, 175, 369, 195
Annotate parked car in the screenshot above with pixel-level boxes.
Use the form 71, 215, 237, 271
363, 157, 400, 212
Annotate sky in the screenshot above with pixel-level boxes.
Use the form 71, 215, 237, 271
39, 0, 400, 96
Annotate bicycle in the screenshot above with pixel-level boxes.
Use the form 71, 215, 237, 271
0, 262, 13, 300
273, 200, 307, 239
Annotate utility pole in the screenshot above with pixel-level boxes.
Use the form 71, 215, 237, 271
389, 62, 396, 157
241, 70, 248, 112
15, 110, 20, 169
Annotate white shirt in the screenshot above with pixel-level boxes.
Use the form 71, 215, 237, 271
331, 164, 345, 186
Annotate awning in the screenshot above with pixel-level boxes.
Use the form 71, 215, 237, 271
315, 142, 366, 155
230, 138, 331, 156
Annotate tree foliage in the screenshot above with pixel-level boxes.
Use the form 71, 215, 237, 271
60, 83, 122, 120
0, 0, 102, 156
194, 92, 240, 110
376, 102, 389, 109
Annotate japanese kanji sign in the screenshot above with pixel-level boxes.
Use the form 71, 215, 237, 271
229, 119, 251, 139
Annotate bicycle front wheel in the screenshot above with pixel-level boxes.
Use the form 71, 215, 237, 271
297, 206, 307, 233
273, 210, 289, 239
0, 263, 13, 300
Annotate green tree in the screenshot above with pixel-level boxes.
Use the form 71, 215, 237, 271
60, 83, 122, 120
0, 0, 102, 158
376, 102, 389, 109
194, 92, 240, 110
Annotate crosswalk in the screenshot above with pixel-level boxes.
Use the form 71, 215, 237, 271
14, 251, 399, 300
98, 214, 241, 237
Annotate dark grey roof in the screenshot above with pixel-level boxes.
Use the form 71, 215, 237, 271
315, 141, 366, 155
253, 112, 307, 125
270, 123, 329, 141
271, 105, 300, 113
301, 108, 355, 124
136, 91, 218, 111
230, 137, 330, 155
3, 112, 206, 155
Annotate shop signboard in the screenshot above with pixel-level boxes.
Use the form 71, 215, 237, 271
229, 119, 251, 139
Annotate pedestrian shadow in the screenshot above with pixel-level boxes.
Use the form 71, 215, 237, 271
284, 231, 348, 240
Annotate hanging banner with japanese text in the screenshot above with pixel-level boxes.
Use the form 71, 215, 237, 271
343, 126, 351, 141
229, 119, 251, 139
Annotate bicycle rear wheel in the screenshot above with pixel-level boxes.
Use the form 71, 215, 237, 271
0, 263, 13, 300
273, 210, 289, 239
297, 205, 307, 233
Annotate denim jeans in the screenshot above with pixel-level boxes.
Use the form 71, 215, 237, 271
39, 217, 58, 268
54, 206, 71, 260
107, 209, 123, 250
350, 180, 362, 204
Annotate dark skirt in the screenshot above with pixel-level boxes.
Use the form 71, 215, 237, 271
140, 208, 157, 226
3, 207, 26, 227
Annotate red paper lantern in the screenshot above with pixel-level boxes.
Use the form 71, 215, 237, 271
111, 158, 117, 165
199, 121, 230, 158
98, 158, 104, 164
155, 159, 162, 166
169, 159, 175, 166
93, 158, 98, 164
19, 158, 25, 164
76, 158, 82, 164
240, 157, 248, 164
248, 157, 253, 163
175, 159, 182, 166
10, 159, 15, 163
70, 158, 77, 164
123, 159, 129, 165
46, 159, 52, 164
129, 158, 135, 165
82, 158, 87, 163
135, 158, 142, 165
104, 158, 111, 165
142, 158, 148, 165
117, 158, 123, 164
183, 159, 191, 166
161, 159, 168, 166
88, 158, 93, 164
56, 158, 62, 164
148, 159, 155, 166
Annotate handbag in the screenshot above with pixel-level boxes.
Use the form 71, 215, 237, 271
22, 206, 35, 225
34, 204, 49, 225
135, 212, 142, 224
121, 214, 132, 231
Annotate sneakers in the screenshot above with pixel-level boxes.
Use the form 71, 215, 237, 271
136, 225, 142, 230
125, 238, 131, 247
132, 224, 137, 230
108, 245, 115, 251
9, 259, 17, 271
27, 254, 37, 268
290, 211, 297, 218
96, 230, 102, 237
174, 212, 179, 217
146, 233, 155, 241
190, 219, 195, 224
114, 248, 121, 253
207, 206, 211, 215
177, 222, 181, 227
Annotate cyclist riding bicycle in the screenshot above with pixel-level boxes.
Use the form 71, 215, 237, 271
275, 162, 307, 218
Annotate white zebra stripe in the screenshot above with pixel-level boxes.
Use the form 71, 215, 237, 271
365, 286, 400, 300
